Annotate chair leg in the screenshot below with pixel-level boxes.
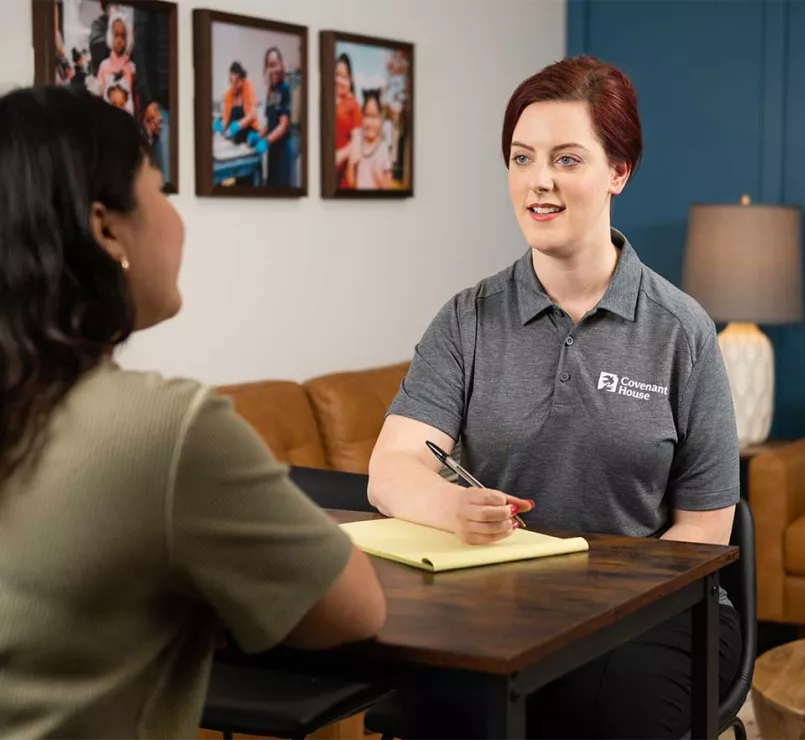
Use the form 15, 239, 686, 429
731, 717, 747, 740
222, 733, 233, 740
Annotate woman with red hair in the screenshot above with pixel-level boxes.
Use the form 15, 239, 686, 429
367, 55, 741, 738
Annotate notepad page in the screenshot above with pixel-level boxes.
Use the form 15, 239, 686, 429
340, 518, 589, 572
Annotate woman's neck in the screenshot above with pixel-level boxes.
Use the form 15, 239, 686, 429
531, 227, 619, 322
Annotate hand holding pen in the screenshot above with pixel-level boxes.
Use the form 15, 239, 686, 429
426, 440, 534, 544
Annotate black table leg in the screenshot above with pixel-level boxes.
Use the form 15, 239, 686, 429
481, 674, 527, 739
691, 573, 719, 739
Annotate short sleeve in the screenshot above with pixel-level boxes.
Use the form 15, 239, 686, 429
169, 390, 353, 652
667, 332, 740, 511
376, 144, 392, 178
387, 295, 467, 440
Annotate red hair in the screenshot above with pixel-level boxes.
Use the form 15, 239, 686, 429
501, 55, 642, 178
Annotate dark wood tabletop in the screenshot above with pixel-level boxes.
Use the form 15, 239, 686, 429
324, 510, 738, 676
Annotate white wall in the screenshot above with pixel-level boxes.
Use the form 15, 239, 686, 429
2, 0, 566, 385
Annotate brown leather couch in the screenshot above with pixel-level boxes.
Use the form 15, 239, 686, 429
217, 361, 410, 474
750, 439, 805, 624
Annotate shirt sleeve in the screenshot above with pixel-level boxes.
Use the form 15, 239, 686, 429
387, 294, 468, 441
168, 389, 354, 652
377, 144, 391, 177
667, 331, 740, 511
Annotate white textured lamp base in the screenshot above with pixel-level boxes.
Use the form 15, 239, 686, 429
717, 322, 774, 447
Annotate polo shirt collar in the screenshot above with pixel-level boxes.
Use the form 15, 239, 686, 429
515, 228, 642, 325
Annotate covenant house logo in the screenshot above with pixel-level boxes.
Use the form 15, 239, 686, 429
597, 371, 668, 400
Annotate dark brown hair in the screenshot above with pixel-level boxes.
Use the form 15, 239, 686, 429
501, 55, 642, 178
0, 86, 149, 480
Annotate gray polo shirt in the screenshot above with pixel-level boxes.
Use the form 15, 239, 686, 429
389, 229, 739, 596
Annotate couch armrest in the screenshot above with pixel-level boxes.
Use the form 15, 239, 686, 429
750, 440, 805, 622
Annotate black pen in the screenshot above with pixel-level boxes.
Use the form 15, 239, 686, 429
425, 440, 527, 529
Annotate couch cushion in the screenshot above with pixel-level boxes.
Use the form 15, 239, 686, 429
304, 362, 410, 473
785, 516, 805, 577
216, 381, 328, 468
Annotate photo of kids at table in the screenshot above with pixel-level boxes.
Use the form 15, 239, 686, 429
210, 20, 304, 190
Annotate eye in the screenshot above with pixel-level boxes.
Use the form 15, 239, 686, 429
511, 153, 530, 166
557, 155, 580, 167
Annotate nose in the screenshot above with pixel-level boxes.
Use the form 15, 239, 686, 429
530, 161, 554, 193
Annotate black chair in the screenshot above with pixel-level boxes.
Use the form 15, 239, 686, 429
715, 497, 757, 740
202, 663, 386, 740
202, 467, 388, 740
365, 498, 757, 740
289, 465, 377, 513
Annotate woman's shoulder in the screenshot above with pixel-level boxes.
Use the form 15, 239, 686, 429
639, 264, 717, 356
428, 257, 522, 331
454, 257, 521, 311
67, 360, 214, 434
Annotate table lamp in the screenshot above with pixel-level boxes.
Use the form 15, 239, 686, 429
682, 195, 803, 447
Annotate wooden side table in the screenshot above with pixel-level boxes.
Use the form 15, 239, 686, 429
751, 638, 805, 739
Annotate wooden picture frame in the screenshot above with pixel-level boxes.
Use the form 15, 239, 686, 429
320, 30, 414, 199
32, 0, 180, 194
193, 9, 308, 198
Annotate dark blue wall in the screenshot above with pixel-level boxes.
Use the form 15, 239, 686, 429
568, 0, 805, 439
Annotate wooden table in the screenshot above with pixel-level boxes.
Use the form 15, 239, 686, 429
225, 511, 738, 739
752, 638, 805, 739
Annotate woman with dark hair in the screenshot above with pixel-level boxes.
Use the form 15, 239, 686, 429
260, 46, 295, 187
334, 52, 362, 189
0, 86, 385, 738
367, 55, 741, 738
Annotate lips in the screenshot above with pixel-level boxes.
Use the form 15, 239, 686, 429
527, 203, 565, 223
528, 203, 565, 215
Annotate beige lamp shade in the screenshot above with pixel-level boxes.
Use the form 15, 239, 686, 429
682, 202, 803, 324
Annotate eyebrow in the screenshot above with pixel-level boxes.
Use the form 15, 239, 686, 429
511, 141, 590, 153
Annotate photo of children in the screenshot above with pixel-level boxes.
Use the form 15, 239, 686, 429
211, 20, 303, 190
333, 40, 412, 193
54, 1, 174, 187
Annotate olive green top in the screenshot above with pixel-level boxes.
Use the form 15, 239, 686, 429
0, 361, 353, 738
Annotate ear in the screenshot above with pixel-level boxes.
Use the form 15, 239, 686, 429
89, 201, 127, 264
609, 161, 631, 196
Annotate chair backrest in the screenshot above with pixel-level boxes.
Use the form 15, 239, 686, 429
718, 498, 757, 726
289, 466, 375, 513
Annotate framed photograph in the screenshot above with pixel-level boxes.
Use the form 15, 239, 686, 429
32, 0, 180, 193
320, 30, 414, 199
193, 9, 307, 198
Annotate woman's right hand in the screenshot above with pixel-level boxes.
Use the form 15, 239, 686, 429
452, 487, 534, 545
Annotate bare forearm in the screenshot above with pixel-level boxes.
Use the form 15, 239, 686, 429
368, 451, 460, 531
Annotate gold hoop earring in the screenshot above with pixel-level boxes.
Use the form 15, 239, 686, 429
120, 257, 130, 272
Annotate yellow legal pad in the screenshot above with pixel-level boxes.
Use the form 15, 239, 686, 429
339, 518, 589, 572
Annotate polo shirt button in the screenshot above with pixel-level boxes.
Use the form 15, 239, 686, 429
555, 308, 564, 317
560, 371, 570, 382
565, 336, 574, 346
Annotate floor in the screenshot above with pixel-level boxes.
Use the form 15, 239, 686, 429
722, 692, 759, 740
